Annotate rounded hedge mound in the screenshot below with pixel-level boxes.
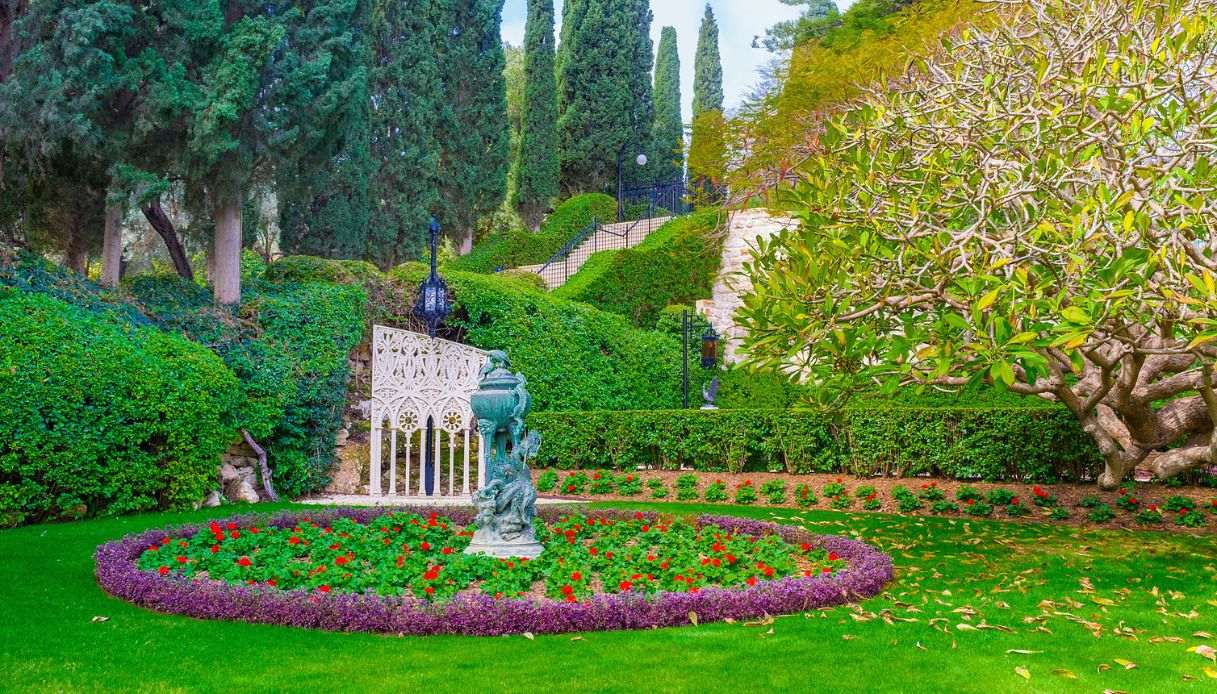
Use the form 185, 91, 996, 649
0, 288, 241, 526
96, 508, 892, 636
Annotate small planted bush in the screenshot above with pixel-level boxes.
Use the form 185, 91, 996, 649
918, 482, 946, 502
1164, 496, 1196, 513
618, 474, 642, 496
1031, 485, 1057, 507
676, 474, 699, 501
854, 485, 877, 499
1049, 507, 1071, 521
1087, 504, 1116, 523
1079, 495, 1104, 509
647, 478, 668, 499
704, 480, 728, 503
931, 500, 960, 514
760, 479, 787, 505
1135, 506, 1163, 525
893, 487, 923, 513
1005, 501, 1030, 517
561, 472, 589, 495
822, 482, 847, 499
986, 489, 1016, 507
794, 483, 817, 507
734, 480, 758, 505
963, 499, 992, 517
1175, 508, 1206, 528
956, 486, 983, 503
589, 471, 615, 495
535, 470, 558, 493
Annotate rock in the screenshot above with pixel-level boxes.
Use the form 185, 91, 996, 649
335, 428, 350, 447
220, 462, 240, 482
224, 477, 260, 504
202, 490, 223, 508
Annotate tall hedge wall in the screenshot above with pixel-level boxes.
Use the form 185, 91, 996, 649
528, 407, 1101, 483
451, 193, 617, 273
0, 288, 241, 526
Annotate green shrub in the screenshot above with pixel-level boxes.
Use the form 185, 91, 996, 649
676, 473, 699, 500
451, 193, 617, 273
854, 485, 877, 499
0, 290, 241, 525
1049, 507, 1071, 521
559, 471, 589, 495
1135, 508, 1163, 525
794, 482, 817, 507
1087, 504, 1116, 523
1175, 510, 1205, 528
589, 471, 615, 495
527, 407, 1098, 481
553, 210, 727, 328
734, 480, 758, 505
760, 478, 787, 505
1005, 503, 1030, 517
918, 483, 946, 501
931, 500, 959, 514
393, 265, 692, 412
618, 473, 642, 496
830, 495, 852, 510
987, 489, 1016, 506
535, 469, 558, 492
704, 479, 728, 502
647, 477, 669, 499
956, 486, 983, 503
822, 482, 847, 498
1079, 495, 1104, 509
1164, 496, 1196, 513
893, 487, 923, 513
963, 500, 992, 516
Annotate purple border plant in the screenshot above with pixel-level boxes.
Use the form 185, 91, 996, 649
95, 507, 893, 636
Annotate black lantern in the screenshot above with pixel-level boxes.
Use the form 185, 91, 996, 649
414, 218, 450, 338
700, 324, 719, 369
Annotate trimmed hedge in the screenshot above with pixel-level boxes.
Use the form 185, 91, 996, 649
392, 263, 701, 411
553, 210, 726, 328
0, 289, 241, 526
451, 193, 617, 273
529, 407, 1101, 483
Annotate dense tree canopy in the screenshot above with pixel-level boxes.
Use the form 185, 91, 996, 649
738, 0, 1217, 487
756, 0, 841, 53
689, 4, 724, 190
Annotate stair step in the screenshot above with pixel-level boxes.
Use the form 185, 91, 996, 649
513, 216, 673, 289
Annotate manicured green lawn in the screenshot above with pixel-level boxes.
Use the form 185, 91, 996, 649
2, 502, 1215, 693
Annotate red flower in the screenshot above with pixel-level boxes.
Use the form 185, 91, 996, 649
564, 595, 576, 603
176, 556, 188, 564
763, 566, 774, 577
725, 554, 736, 564
571, 571, 583, 582
561, 584, 574, 595
626, 475, 634, 482
420, 541, 431, 551
800, 543, 811, 552
225, 523, 237, 531
634, 511, 645, 520
1010, 497, 1020, 506
160, 537, 170, 545
866, 493, 876, 501
229, 530, 240, 539
210, 545, 220, 554
334, 556, 349, 567
566, 485, 575, 492
588, 547, 598, 556
441, 547, 454, 555
157, 566, 170, 576
828, 552, 839, 561
395, 555, 405, 569
424, 586, 435, 595
319, 585, 330, 593
267, 579, 277, 587
237, 556, 252, 567
746, 576, 757, 586
424, 567, 440, 580
618, 581, 632, 592
289, 536, 301, 545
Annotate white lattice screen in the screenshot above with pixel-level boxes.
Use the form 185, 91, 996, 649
368, 326, 488, 497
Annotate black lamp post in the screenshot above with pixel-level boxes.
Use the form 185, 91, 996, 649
413, 217, 450, 495
682, 309, 720, 409
617, 142, 649, 222
414, 217, 450, 339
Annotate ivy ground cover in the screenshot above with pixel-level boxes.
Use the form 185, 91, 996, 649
101, 508, 889, 635
4, 503, 1215, 692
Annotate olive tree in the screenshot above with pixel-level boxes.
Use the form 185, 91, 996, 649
738, 0, 1217, 487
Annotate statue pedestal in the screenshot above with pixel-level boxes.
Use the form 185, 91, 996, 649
464, 527, 544, 559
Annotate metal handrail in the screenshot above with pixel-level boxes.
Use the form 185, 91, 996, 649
538, 217, 599, 274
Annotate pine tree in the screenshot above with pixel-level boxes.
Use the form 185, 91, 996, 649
365, 0, 444, 269
512, 0, 560, 229
651, 26, 683, 185
435, 0, 510, 254
558, 0, 654, 194
692, 4, 724, 116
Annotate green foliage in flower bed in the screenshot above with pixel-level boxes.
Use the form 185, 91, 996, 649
528, 406, 1099, 482
676, 474, 699, 501
129, 274, 365, 497
647, 478, 669, 499
450, 194, 617, 274
733, 480, 758, 505
553, 211, 727, 329
137, 511, 843, 600
703, 480, 728, 503
0, 289, 240, 525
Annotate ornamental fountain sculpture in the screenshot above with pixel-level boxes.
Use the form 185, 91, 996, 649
465, 351, 544, 559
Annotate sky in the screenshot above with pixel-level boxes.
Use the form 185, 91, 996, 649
501, 1, 845, 123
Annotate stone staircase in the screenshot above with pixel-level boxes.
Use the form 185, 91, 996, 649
519, 216, 671, 289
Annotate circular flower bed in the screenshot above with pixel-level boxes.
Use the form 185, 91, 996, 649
96, 508, 892, 636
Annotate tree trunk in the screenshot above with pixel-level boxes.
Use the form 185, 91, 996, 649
213, 192, 242, 305
65, 222, 88, 274
459, 230, 473, 256
142, 199, 194, 281
100, 203, 123, 287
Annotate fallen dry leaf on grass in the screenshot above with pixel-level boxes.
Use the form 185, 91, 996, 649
1014, 666, 1030, 680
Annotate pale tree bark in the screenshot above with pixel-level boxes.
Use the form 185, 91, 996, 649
212, 191, 242, 305
100, 202, 123, 287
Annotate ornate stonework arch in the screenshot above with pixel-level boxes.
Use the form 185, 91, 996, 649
368, 326, 489, 497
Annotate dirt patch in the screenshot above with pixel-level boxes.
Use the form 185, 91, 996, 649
535, 469, 1217, 535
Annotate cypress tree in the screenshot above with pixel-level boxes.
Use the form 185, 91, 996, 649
692, 4, 724, 116
651, 26, 683, 185
689, 3, 726, 191
512, 0, 560, 229
555, 0, 587, 102
558, 0, 654, 194
435, 0, 510, 254
365, 0, 444, 269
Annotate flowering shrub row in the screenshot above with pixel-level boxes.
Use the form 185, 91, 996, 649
539, 470, 1217, 529
97, 507, 893, 636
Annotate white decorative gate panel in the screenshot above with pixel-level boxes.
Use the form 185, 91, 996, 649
369, 326, 488, 497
